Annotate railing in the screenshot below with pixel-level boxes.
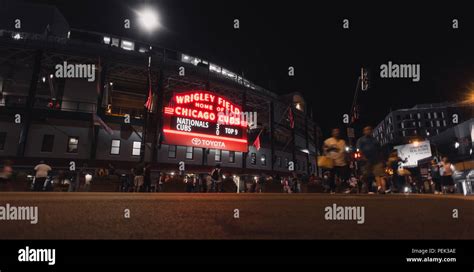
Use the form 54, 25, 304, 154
0, 95, 97, 113
33, 97, 97, 113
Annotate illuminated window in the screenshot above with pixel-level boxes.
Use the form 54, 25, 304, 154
0, 132, 6, 150
209, 63, 221, 73
67, 137, 79, 153
186, 146, 193, 160
215, 149, 221, 162
121, 40, 135, 51
229, 151, 235, 163
250, 153, 256, 165
110, 140, 120, 155
261, 154, 266, 166
168, 145, 176, 158
111, 38, 119, 47
41, 135, 54, 152
132, 141, 141, 156
284, 158, 289, 168
103, 36, 111, 44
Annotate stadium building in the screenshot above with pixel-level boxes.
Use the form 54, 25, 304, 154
0, 2, 319, 178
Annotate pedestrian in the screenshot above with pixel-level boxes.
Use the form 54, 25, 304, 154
206, 174, 213, 192
387, 150, 404, 193
292, 174, 300, 193
158, 172, 165, 192
323, 128, 350, 194
0, 160, 13, 182
356, 126, 386, 194
282, 176, 291, 193
185, 175, 195, 192
108, 163, 116, 176
132, 163, 144, 192
429, 159, 442, 194
256, 174, 266, 193
439, 157, 455, 194
210, 164, 222, 192
144, 163, 152, 192
33, 160, 52, 191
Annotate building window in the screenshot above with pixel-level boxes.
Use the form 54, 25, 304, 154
132, 141, 141, 156
276, 156, 282, 167
417, 113, 421, 119
41, 135, 54, 152
168, 145, 176, 158
67, 137, 79, 153
120, 40, 135, 51
261, 154, 266, 166
186, 146, 193, 160
229, 151, 235, 163
110, 140, 121, 155
434, 112, 438, 118
215, 149, 221, 162
388, 117, 392, 124
0, 132, 6, 150
441, 112, 445, 118
250, 153, 257, 165
436, 120, 440, 127
284, 158, 289, 168
443, 120, 447, 127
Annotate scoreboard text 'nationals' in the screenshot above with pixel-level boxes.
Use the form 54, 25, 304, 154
163, 91, 248, 152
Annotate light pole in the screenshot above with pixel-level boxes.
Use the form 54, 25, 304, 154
136, 7, 160, 163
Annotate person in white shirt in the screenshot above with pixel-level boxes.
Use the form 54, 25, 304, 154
33, 161, 52, 191
323, 128, 349, 194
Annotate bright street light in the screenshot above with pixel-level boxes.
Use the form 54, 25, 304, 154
137, 8, 159, 32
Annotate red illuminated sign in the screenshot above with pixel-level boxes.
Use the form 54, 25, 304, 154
162, 91, 248, 152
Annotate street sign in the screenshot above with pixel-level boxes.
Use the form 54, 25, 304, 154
394, 140, 432, 168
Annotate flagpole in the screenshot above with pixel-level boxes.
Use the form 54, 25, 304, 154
141, 54, 153, 162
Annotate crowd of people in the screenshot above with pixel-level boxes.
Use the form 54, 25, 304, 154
0, 126, 461, 194
320, 126, 458, 194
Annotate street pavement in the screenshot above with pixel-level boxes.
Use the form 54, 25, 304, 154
0, 193, 473, 239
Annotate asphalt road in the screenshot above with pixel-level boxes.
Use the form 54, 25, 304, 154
0, 193, 473, 239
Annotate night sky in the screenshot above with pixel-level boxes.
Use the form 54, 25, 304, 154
20, 1, 474, 138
